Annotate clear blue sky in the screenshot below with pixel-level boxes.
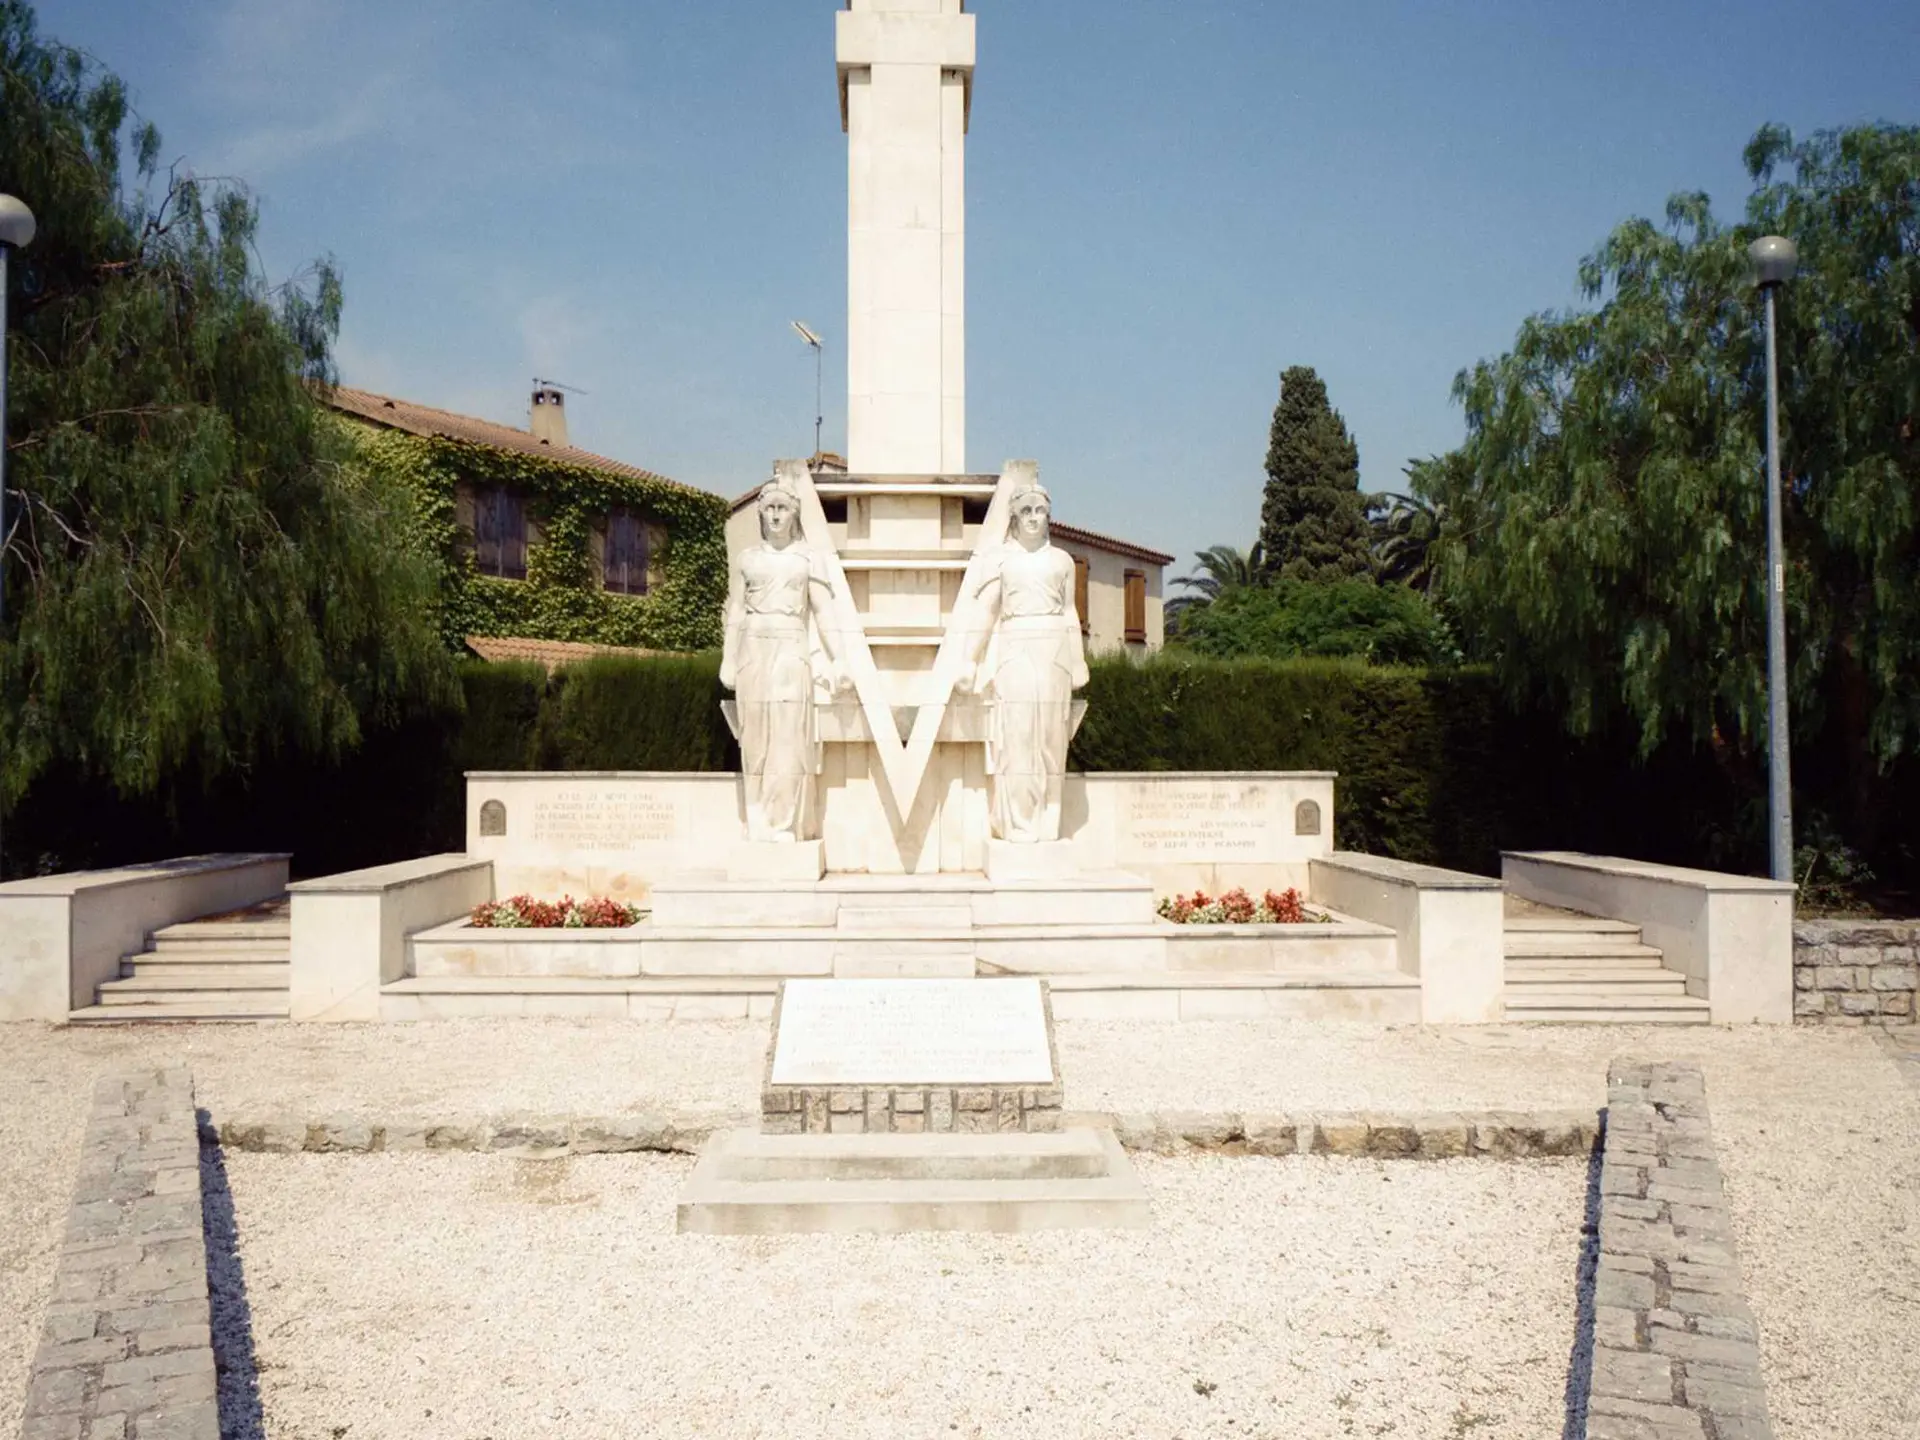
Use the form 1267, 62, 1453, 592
33, 0, 1920, 570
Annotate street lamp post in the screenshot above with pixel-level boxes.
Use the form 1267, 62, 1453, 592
0, 195, 36, 882
1749, 234, 1797, 885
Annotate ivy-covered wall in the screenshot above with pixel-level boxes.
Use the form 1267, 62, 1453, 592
340, 418, 729, 652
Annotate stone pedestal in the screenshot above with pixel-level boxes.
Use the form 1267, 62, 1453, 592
727, 839, 826, 882
984, 838, 1080, 882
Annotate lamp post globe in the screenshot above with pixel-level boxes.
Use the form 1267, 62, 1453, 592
0, 195, 34, 250
1749, 235, 1797, 289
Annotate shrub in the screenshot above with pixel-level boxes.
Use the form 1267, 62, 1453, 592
471, 894, 640, 928
1175, 579, 1457, 666
1156, 887, 1320, 924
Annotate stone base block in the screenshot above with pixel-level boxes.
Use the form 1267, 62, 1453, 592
985, 838, 1081, 881
762, 1080, 1064, 1135
676, 1127, 1151, 1234
727, 839, 826, 882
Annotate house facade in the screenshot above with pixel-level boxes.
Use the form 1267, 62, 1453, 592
329, 385, 730, 653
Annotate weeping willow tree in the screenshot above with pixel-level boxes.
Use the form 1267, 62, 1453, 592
1422, 123, 1920, 863
0, 1, 454, 862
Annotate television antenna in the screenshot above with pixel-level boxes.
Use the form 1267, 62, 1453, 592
532, 377, 590, 395
790, 322, 823, 458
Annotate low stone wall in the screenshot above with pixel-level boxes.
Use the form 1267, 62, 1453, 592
203, 1106, 1601, 1159
1589, 1060, 1773, 1439
23, 1069, 217, 1440
1793, 919, 1918, 1025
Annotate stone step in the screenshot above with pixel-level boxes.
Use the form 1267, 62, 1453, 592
153, 916, 290, 942
1504, 937, 1658, 959
152, 935, 293, 955
1045, 969, 1423, 1022
832, 941, 977, 978
69, 999, 289, 1023
676, 1128, 1151, 1234
1503, 915, 1640, 934
1505, 953, 1667, 971
124, 949, 290, 969
837, 905, 974, 932
714, 1129, 1113, 1183
1505, 968, 1688, 991
1506, 977, 1691, 998
1503, 992, 1711, 1024
98, 974, 289, 1003
122, 961, 291, 983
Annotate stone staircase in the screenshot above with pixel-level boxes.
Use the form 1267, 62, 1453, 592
1503, 902, 1709, 1024
69, 899, 291, 1023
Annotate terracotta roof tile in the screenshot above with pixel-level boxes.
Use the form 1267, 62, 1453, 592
465, 635, 670, 670
1045, 522, 1174, 567
328, 386, 719, 500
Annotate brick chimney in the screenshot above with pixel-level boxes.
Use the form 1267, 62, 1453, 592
530, 385, 569, 446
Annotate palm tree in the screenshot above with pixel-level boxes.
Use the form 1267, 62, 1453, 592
1166, 542, 1264, 624
1368, 491, 1445, 592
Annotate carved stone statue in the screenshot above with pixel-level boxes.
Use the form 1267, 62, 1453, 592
720, 477, 841, 842
966, 481, 1089, 843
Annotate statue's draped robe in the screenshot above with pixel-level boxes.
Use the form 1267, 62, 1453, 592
731, 544, 827, 840
982, 544, 1087, 842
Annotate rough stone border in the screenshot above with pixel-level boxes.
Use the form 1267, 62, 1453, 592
1589, 1061, 1774, 1439
22, 1070, 218, 1440
1793, 918, 1917, 1025
201, 1107, 1601, 1160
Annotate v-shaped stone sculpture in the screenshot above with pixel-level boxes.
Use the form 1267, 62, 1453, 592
782, 457, 1025, 827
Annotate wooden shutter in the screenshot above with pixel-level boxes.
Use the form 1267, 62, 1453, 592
1123, 569, 1146, 642
1073, 555, 1090, 635
605, 509, 649, 595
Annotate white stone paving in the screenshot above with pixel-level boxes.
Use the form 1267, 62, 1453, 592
2, 1018, 1915, 1438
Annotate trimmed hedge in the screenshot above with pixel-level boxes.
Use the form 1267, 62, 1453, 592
6, 651, 1827, 883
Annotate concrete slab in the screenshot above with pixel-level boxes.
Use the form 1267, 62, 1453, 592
676, 1126, 1150, 1234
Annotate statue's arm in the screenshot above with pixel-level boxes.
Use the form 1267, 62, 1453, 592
806, 555, 840, 665
719, 553, 746, 689
1059, 550, 1089, 688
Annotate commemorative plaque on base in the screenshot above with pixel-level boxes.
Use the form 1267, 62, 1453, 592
760, 977, 1063, 1135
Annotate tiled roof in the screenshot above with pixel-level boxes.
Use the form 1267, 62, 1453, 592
464, 635, 669, 670
327, 386, 716, 498
1046, 522, 1175, 567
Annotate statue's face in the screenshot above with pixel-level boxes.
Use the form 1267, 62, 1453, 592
1012, 496, 1050, 548
761, 493, 798, 544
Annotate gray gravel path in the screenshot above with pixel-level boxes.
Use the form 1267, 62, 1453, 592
222, 1151, 1587, 1440
3, 1018, 1915, 1438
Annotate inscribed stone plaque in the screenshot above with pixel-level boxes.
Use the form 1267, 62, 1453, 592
1118, 781, 1275, 860
478, 799, 507, 837
770, 979, 1055, 1087
1294, 799, 1321, 836
528, 788, 682, 850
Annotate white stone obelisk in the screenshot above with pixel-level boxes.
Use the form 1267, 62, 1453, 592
838, 0, 973, 475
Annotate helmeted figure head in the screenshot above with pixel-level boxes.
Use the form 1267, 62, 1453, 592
757, 479, 801, 545
1009, 481, 1052, 549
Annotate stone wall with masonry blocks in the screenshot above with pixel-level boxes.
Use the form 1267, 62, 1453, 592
762, 1083, 1064, 1134
1793, 920, 1918, 1025
22, 1069, 218, 1440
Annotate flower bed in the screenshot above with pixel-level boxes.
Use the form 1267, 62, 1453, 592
1156, 887, 1326, 925
469, 894, 641, 929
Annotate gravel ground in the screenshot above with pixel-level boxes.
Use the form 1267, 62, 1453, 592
220, 1151, 1587, 1440
3, 1018, 1916, 1437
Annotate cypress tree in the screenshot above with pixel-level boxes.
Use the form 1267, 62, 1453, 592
1258, 366, 1375, 583
0, 2, 454, 842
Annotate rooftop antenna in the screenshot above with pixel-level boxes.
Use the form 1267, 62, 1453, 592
790, 322, 823, 459
532, 377, 590, 395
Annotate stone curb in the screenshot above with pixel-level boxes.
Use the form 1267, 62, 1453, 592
23, 1069, 218, 1440
200, 1107, 1601, 1160
1588, 1060, 1775, 1440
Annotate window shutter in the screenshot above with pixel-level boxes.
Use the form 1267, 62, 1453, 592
1073, 555, 1090, 635
1123, 569, 1146, 642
